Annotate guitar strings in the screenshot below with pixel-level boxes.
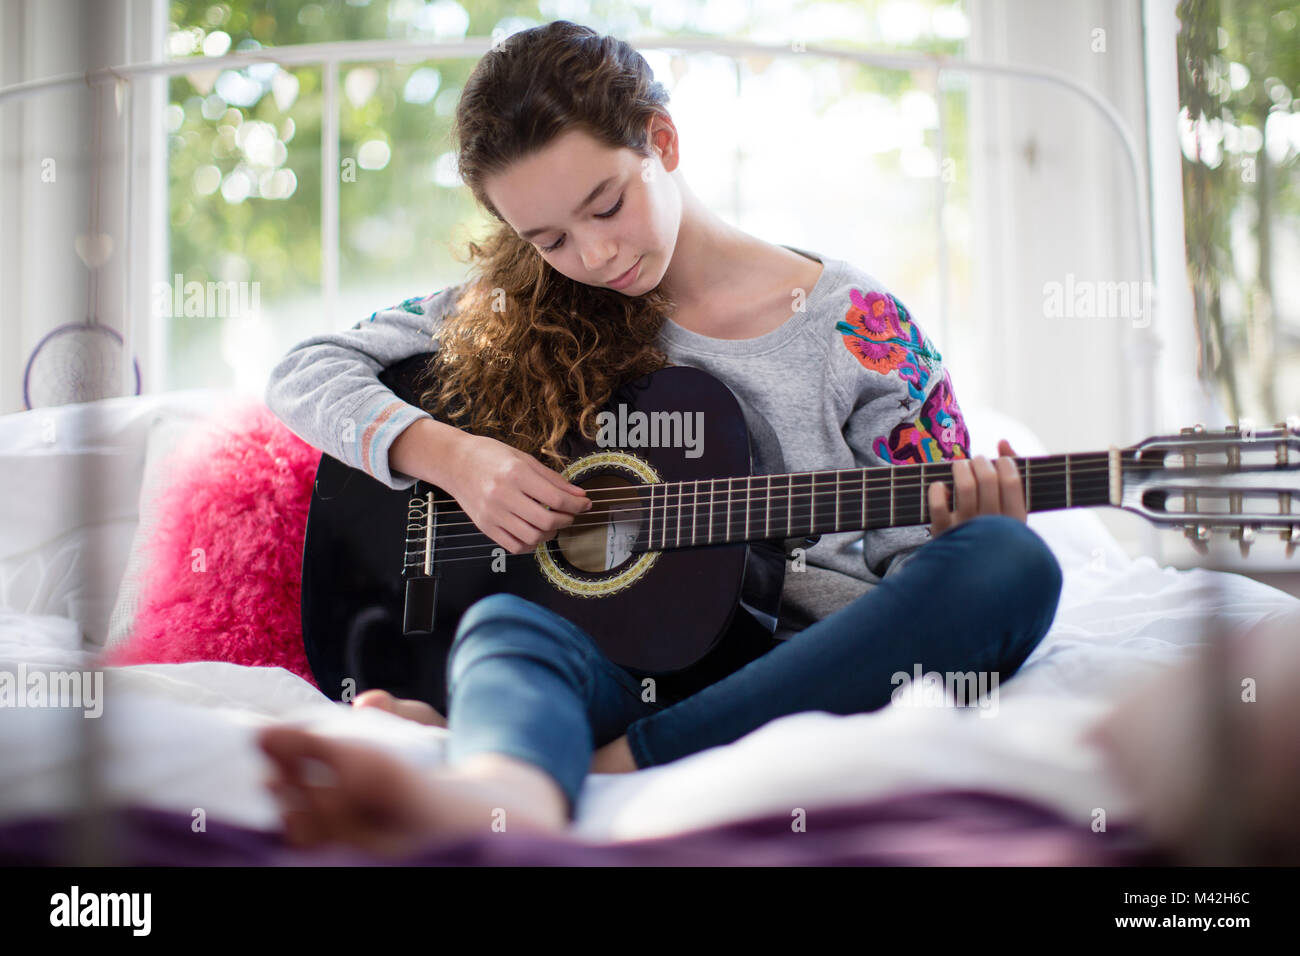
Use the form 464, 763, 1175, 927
418, 470, 1118, 554
403, 464, 1123, 566
407, 480, 1119, 569
412, 457, 1121, 537
418, 465, 1122, 543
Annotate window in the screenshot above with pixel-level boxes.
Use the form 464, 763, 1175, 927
1177, 0, 1300, 427
160, 0, 972, 395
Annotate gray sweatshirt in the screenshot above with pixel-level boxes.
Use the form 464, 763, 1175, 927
264, 245, 973, 643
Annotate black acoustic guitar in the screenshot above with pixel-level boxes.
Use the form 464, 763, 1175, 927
300, 353, 1300, 714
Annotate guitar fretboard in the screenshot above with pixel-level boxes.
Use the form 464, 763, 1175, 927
631, 452, 1116, 552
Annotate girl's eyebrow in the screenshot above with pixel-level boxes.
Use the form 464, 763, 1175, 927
520, 176, 617, 240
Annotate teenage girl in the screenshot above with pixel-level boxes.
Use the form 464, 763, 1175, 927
259, 20, 1063, 855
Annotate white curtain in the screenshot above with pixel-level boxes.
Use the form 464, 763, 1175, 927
0, 0, 166, 416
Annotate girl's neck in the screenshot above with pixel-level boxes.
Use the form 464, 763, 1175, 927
659, 179, 775, 310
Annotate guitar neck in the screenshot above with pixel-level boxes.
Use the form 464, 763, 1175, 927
637, 451, 1120, 550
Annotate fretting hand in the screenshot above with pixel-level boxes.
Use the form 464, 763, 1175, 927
927, 439, 1027, 537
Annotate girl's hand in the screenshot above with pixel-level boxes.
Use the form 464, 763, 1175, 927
927, 439, 1027, 537
442, 432, 592, 555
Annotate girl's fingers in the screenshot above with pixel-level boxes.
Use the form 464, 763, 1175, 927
930, 447, 1029, 535
928, 480, 951, 537
971, 456, 1000, 515
951, 458, 978, 522
995, 440, 1027, 520
995, 455, 1028, 520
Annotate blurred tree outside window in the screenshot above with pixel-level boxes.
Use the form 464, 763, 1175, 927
1178, 0, 1300, 427
163, 0, 970, 394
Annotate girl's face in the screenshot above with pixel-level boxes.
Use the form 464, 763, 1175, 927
482, 117, 682, 296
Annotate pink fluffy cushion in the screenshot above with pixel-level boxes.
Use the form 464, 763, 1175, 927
100, 401, 321, 687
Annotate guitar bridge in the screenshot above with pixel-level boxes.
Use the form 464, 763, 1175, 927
402, 488, 439, 635
403, 575, 438, 635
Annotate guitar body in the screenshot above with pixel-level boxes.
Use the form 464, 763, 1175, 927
300, 355, 790, 715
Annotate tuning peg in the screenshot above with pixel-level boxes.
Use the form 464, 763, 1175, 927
1185, 523, 1211, 555
1232, 524, 1256, 558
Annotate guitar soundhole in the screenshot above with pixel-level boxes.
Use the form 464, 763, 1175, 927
554, 474, 645, 573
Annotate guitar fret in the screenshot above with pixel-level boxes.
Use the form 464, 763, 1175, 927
800, 473, 811, 538
662, 483, 669, 549
659, 484, 665, 549
1025, 457, 1031, 512
726, 477, 732, 542
658, 483, 664, 549
708, 479, 715, 544
662, 483, 668, 549
786, 475, 793, 537
889, 467, 895, 528
809, 473, 816, 534
835, 472, 841, 533
692, 480, 698, 545
806, 473, 812, 535
1065, 453, 1072, 506
675, 481, 681, 548
920, 463, 927, 524
661, 483, 667, 548
765, 476, 771, 538
745, 476, 751, 540
660, 482, 665, 549
861, 469, 867, 529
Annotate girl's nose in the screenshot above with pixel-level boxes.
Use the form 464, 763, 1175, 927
580, 238, 617, 273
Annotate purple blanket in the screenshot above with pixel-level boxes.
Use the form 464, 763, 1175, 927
0, 788, 1167, 866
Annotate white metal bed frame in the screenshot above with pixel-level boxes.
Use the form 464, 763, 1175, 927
0, 32, 1157, 441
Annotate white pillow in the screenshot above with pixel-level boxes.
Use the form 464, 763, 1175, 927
0, 389, 245, 647
98, 389, 251, 649
101, 413, 210, 650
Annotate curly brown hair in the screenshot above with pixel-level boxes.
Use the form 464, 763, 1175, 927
419, 20, 678, 471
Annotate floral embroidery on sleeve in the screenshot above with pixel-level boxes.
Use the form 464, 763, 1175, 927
835, 288, 970, 464
355, 289, 446, 328
872, 368, 971, 464
396, 291, 437, 315
836, 289, 943, 400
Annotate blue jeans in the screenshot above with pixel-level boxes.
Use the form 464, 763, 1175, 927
444, 514, 1063, 821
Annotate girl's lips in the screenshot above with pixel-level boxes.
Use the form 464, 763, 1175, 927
608, 257, 641, 289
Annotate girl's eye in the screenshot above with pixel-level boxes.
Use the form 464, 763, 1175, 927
541, 194, 624, 253
595, 195, 624, 219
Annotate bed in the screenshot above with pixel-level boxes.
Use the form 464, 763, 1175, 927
1, 388, 1296, 865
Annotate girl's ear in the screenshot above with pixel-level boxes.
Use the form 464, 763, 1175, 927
646, 113, 680, 171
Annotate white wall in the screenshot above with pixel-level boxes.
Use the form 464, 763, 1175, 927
963, 0, 1223, 560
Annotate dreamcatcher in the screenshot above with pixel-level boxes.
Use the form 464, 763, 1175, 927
23, 77, 141, 409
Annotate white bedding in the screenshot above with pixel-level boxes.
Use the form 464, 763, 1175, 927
2, 396, 1297, 845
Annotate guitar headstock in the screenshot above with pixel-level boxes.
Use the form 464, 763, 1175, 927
1121, 419, 1300, 557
